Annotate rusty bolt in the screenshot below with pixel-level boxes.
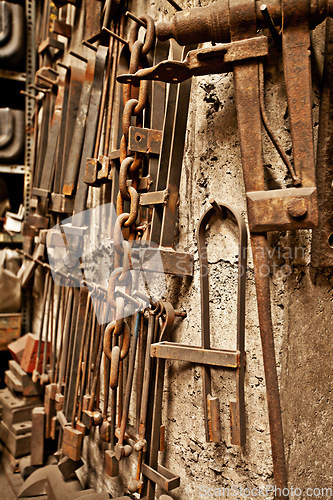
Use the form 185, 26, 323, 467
287, 199, 308, 218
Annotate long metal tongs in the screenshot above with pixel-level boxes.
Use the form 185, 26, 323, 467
151, 200, 247, 444
198, 199, 247, 445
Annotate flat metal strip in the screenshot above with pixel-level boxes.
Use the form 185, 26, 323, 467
73, 45, 108, 222
151, 342, 239, 368
311, 18, 333, 267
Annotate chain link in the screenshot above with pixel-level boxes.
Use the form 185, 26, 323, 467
105, 15, 155, 362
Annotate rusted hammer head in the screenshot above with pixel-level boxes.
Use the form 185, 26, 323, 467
99, 418, 112, 442
114, 443, 133, 461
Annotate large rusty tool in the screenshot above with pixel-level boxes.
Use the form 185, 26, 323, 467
118, 0, 333, 496
151, 200, 247, 446
143, 303, 180, 500
114, 312, 141, 461
62, 291, 92, 461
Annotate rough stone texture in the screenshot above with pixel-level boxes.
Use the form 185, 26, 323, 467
79, 2, 333, 499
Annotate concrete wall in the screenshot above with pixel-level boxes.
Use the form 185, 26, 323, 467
81, 2, 333, 499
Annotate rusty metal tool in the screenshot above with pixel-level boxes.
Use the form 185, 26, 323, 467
32, 269, 51, 384
62, 53, 95, 197
71, 44, 108, 219
114, 312, 141, 461
55, 286, 74, 413
82, 310, 105, 430
128, 303, 161, 494
63, 286, 89, 424
41, 275, 54, 386
84, 29, 118, 187
76, 295, 95, 431
52, 64, 85, 214
62, 290, 92, 461
143, 302, 180, 500
150, 200, 247, 448
27, 75, 65, 233
311, 18, 333, 267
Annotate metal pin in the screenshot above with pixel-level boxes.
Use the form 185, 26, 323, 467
166, 0, 182, 11
29, 83, 51, 93
125, 11, 147, 28
174, 310, 187, 318
101, 27, 129, 46
69, 51, 88, 63
57, 62, 69, 70
82, 40, 98, 52
20, 90, 38, 100
37, 74, 57, 86
260, 4, 282, 50
115, 289, 140, 308
209, 198, 227, 218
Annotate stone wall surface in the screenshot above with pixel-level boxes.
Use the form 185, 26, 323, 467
79, 2, 333, 499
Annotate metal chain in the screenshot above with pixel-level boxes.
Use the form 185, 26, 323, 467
107, 16, 155, 327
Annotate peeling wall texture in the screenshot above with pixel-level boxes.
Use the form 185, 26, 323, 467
80, 2, 333, 499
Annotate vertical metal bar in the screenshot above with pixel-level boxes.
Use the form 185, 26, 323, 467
311, 18, 333, 267
229, 0, 288, 492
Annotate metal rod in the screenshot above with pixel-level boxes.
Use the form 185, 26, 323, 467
101, 27, 129, 46
57, 62, 69, 70
166, 0, 182, 11
37, 74, 56, 86
260, 4, 282, 49
47, 67, 59, 76
20, 90, 38, 100
29, 83, 51, 93
251, 234, 288, 493
69, 50, 88, 63
82, 40, 98, 52
125, 11, 147, 28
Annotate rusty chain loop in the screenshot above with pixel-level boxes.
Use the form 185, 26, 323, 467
104, 16, 155, 369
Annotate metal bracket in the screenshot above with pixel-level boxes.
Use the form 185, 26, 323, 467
128, 126, 162, 154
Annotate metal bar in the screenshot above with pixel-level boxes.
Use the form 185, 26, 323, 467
311, 18, 333, 267
282, 0, 316, 188
151, 342, 240, 368
149, 41, 184, 245
72, 46, 108, 220
159, 46, 194, 247
141, 463, 180, 492
229, 0, 288, 491
62, 57, 96, 196
146, 303, 175, 500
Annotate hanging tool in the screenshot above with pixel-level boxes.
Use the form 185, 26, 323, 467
311, 18, 333, 267
114, 312, 141, 461
150, 200, 247, 450
120, 2, 333, 495
62, 291, 91, 461
143, 302, 180, 500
